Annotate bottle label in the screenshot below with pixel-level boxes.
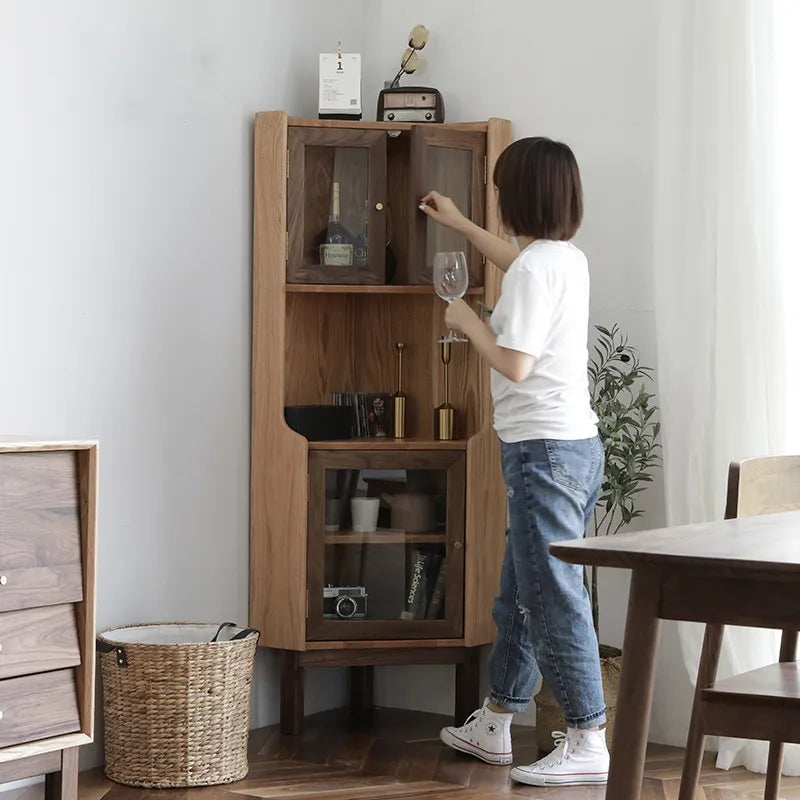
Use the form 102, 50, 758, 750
320, 243, 354, 267
354, 244, 368, 267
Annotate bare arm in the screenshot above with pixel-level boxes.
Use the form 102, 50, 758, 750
445, 300, 535, 382
419, 191, 519, 272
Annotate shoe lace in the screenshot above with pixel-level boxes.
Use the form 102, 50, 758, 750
538, 731, 570, 770
461, 706, 485, 729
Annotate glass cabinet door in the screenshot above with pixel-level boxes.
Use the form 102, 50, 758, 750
409, 128, 487, 286
287, 128, 387, 284
306, 451, 465, 640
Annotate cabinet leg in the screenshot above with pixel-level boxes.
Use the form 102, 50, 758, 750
349, 665, 375, 723
455, 646, 482, 725
280, 650, 304, 735
44, 748, 78, 800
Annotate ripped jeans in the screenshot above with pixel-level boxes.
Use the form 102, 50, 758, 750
488, 437, 607, 729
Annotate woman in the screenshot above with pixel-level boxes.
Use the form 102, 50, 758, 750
420, 137, 608, 788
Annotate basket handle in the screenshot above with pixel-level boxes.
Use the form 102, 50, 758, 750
96, 639, 128, 667
211, 622, 260, 643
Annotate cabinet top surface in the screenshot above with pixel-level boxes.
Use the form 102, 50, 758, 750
0, 434, 98, 452
255, 112, 509, 133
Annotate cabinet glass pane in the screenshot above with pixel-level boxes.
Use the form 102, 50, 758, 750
424, 147, 473, 274
321, 467, 448, 623
303, 146, 370, 270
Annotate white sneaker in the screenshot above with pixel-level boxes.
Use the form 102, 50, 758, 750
439, 699, 513, 766
510, 728, 609, 786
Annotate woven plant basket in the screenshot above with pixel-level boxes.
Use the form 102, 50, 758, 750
98, 622, 259, 788
534, 646, 622, 754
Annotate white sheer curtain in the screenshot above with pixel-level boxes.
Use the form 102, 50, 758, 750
653, 0, 800, 775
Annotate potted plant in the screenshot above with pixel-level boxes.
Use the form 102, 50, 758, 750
534, 324, 662, 752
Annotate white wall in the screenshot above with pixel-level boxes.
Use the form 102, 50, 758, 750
364, 0, 692, 746
0, 0, 367, 771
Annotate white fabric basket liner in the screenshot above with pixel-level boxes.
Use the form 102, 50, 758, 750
100, 623, 252, 646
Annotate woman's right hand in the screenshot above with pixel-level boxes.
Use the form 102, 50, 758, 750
419, 191, 470, 233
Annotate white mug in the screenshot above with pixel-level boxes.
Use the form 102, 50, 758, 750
351, 497, 380, 533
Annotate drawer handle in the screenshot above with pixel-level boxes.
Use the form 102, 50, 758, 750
0, 711, 3, 720
0, 575, 6, 586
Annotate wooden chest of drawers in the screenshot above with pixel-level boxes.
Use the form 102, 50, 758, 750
0, 439, 97, 800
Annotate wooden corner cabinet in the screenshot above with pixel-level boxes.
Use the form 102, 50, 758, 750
250, 112, 511, 734
0, 437, 97, 800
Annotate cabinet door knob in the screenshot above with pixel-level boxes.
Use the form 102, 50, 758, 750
453, 541, 463, 551
0, 575, 6, 586
375, 202, 384, 212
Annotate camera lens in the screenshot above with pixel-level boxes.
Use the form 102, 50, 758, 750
335, 596, 358, 618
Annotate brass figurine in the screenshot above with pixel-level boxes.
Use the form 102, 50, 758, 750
434, 341, 455, 441
393, 342, 407, 438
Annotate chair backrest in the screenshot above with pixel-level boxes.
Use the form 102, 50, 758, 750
725, 456, 800, 519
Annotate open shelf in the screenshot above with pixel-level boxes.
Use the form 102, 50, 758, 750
325, 531, 447, 545
286, 284, 485, 296
308, 438, 468, 451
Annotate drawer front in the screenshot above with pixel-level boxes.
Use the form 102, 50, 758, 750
0, 451, 83, 612
0, 669, 80, 748
0, 564, 83, 613
0, 604, 80, 680
0, 451, 82, 568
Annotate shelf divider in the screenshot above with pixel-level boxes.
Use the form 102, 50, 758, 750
307, 438, 468, 451
324, 531, 447, 545
286, 284, 485, 296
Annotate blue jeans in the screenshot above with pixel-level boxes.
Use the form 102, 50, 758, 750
488, 437, 606, 729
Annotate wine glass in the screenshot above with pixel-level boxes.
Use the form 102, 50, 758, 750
433, 251, 470, 343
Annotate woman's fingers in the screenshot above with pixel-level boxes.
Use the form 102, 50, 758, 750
419, 190, 443, 211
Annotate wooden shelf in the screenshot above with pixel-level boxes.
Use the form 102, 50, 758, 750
308, 438, 468, 451
251, 111, 512, 682
304, 638, 466, 651
325, 531, 447, 545
286, 284, 485, 296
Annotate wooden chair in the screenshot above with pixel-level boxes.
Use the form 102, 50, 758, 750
679, 456, 800, 800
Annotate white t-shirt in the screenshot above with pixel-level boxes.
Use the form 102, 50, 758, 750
489, 239, 598, 443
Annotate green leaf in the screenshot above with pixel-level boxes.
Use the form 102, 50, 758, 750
589, 322, 661, 540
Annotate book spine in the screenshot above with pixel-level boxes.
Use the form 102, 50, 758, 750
423, 551, 442, 608
426, 558, 447, 619
401, 548, 429, 620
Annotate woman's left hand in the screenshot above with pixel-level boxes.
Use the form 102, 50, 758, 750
445, 299, 478, 336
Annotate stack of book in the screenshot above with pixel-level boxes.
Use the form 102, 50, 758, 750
332, 392, 392, 438
401, 547, 447, 620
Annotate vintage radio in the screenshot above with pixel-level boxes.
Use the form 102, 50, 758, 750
377, 87, 445, 123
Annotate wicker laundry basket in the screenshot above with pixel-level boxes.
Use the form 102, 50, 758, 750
97, 622, 259, 788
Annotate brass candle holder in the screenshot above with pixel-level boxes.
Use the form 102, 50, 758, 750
393, 342, 406, 438
434, 341, 455, 441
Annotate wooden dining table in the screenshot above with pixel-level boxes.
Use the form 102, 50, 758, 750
550, 509, 800, 799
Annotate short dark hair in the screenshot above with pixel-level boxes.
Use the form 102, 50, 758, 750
493, 137, 583, 240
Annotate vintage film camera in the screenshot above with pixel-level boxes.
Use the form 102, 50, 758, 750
323, 585, 368, 619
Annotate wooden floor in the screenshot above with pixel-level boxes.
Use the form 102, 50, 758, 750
4, 708, 800, 800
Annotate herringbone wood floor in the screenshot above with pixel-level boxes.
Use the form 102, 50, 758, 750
4, 708, 800, 799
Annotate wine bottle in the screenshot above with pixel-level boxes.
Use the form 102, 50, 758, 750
319, 182, 353, 267
353, 201, 368, 267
